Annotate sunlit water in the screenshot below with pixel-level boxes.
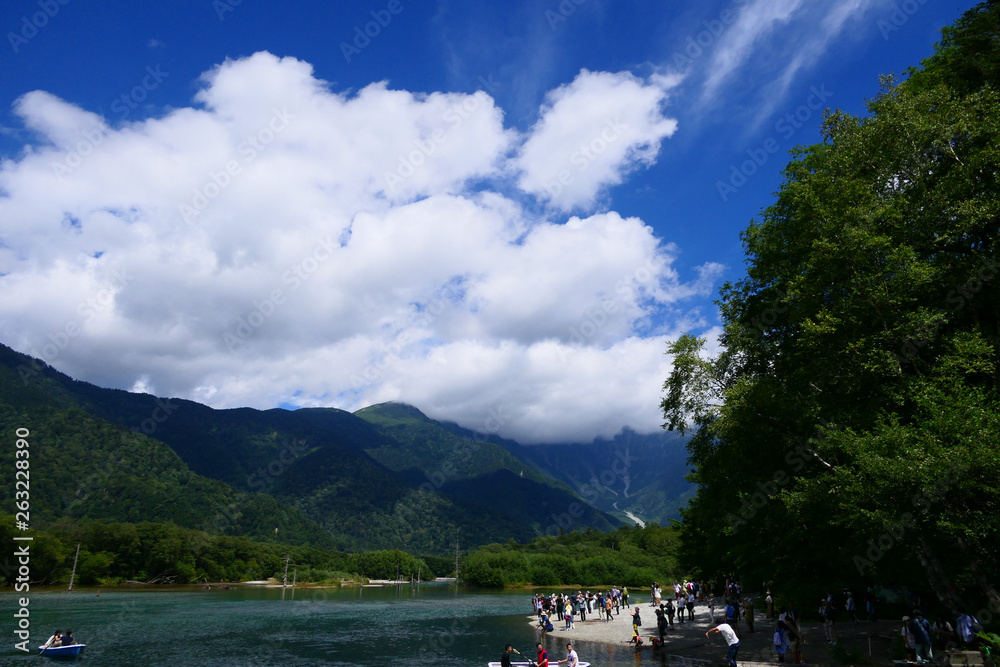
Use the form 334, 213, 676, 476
2, 584, 691, 666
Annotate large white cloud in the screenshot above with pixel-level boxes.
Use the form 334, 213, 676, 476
515, 69, 680, 212
0, 52, 720, 443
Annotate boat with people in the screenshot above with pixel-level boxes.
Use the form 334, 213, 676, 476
488, 663, 589, 667
38, 643, 86, 658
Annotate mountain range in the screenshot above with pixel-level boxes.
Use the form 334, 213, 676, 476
0, 343, 691, 554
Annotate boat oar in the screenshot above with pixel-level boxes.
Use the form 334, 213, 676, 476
512, 647, 536, 666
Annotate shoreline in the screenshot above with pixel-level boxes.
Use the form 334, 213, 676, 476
528, 598, 926, 665
5, 578, 454, 594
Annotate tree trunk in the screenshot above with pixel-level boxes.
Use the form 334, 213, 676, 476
917, 538, 964, 615
956, 535, 1000, 613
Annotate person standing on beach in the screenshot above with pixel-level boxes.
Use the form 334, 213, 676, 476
742, 597, 753, 632
823, 599, 838, 645
846, 592, 859, 623
774, 621, 789, 663
631, 606, 642, 636
707, 622, 740, 667
910, 610, 933, 663
724, 599, 738, 636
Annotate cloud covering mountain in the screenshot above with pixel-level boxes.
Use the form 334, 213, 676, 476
0, 52, 721, 443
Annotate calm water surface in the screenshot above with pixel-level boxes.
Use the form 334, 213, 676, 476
2, 585, 681, 666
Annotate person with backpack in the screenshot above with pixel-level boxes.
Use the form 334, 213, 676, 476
910, 610, 933, 663
774, 620, 790, 663
822, 599, 838, 645
956, 611, 981, 650
902, 617, 917, 662
631, 606, 642, 636
725, 598, 740, 637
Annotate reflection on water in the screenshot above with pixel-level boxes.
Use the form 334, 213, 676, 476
0, 585, 692, 666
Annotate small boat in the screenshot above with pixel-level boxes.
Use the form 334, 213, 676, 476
38, 643, 86, 658
488, 663, 589, 667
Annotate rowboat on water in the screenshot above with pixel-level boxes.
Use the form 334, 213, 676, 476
38, 643, 86, 658
487, 663, 590, 667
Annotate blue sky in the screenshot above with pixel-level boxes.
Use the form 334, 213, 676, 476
0, 0, 978, 442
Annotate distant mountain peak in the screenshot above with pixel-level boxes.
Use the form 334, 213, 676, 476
354, 401, 430, 423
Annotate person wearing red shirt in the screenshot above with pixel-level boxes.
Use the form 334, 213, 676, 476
536, 642, 549, 667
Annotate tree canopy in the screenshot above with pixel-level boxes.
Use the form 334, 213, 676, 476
662, 1, 1000, 614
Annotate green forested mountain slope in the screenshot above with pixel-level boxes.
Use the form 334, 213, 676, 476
484, 428, 693, 526
1, 344, 620, 554
355, 402, 569, 491
0, 360, 334, 548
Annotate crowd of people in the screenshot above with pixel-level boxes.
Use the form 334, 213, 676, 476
532, 587, 629, 631
703, 585, 989, 667
531, 581, 990, 665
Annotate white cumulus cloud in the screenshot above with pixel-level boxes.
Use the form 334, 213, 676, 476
515, 69, 680, 212
0, 52, 718, 443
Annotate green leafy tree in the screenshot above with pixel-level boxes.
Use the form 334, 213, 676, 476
662, 2, 1000, 612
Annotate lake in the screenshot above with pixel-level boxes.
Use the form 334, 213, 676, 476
2, 584, 678, 666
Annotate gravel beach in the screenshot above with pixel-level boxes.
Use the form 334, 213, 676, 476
528, 598, 924, 665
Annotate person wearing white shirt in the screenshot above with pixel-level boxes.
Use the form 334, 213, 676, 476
707, 622, 740, 667
557, 643, 579, 667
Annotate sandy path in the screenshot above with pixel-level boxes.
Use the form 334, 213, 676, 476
527, 599, 918, 665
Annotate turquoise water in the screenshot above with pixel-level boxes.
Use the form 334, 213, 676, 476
1, 585, 675, 666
